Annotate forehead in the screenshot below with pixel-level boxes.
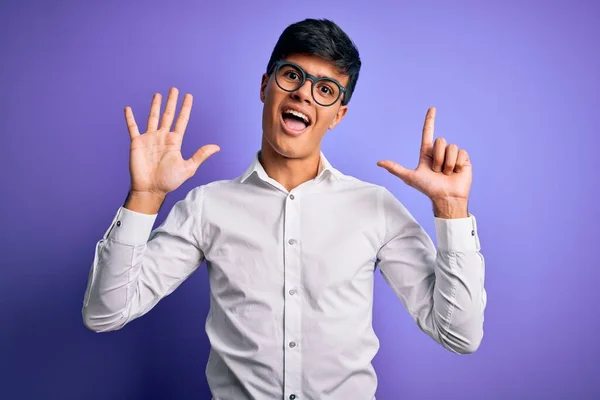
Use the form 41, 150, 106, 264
283, 53, 349, 86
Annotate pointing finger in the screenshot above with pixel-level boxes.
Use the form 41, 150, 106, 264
421, 107, 436, 153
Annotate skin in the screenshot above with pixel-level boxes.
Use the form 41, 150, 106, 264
122, 57, 472, 219
377, 107, 472, 219
258, 53, 349, 191
122, 88, 220, 214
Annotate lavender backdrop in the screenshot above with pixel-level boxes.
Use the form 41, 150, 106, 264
1, 0, 598, 399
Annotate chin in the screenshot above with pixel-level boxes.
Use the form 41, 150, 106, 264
263, 127, 314, 160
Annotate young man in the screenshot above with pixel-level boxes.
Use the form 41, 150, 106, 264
83, 18, 486, 400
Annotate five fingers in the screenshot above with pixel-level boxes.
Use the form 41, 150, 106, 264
124, 87, 193, 139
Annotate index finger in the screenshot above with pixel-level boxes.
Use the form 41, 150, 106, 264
421, 107, 436, 151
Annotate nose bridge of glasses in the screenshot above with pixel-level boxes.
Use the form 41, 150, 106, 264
292, 75, 314, 99
305, 72, 319, 85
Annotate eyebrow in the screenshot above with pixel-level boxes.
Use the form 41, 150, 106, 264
312, 72, 330, 79
307, 69, 334, 80
291, 63, 335, 80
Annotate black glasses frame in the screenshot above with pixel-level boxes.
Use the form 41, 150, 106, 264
268, 60, 347, 107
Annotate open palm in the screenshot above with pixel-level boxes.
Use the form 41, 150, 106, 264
124, 87, 220, 197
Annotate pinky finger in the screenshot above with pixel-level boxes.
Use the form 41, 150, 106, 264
455, 149, 470, 172
124, 106, 140, 140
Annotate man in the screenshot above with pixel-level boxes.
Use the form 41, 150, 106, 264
83, 18, 486, 400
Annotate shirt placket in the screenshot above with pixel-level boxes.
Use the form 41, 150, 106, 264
283, 192, 302, 399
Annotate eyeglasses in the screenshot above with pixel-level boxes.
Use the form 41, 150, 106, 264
268, 60, 347, 107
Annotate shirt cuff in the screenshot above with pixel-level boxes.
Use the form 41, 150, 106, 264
434, 213, 480, 252
103, 206, 158, 246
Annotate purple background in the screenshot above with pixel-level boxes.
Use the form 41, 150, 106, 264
1, 0, 598, 399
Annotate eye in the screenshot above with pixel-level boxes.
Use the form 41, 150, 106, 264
284, 70, 300, 81
316, 82, 335, 97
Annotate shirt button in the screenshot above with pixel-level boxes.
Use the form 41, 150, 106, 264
471, 230, 475, 236
289, 289, 296, 295
289, 194, 295, 200
288, 239, 296, 245
289, 341, 296, 348
289, 395, 297, 400
116, 221, 121, 227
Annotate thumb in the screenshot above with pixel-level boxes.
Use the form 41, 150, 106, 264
187, 144, 220, 173
377, 160, 413, 184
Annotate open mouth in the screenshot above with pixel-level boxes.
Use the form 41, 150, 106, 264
281, 108, 311, 133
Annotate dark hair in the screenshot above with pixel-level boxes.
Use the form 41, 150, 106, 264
266, 18, 361, 105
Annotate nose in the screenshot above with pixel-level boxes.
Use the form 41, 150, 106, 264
291, 79, 313, 104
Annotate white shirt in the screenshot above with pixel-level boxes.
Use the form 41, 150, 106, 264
82, 151, 486, 400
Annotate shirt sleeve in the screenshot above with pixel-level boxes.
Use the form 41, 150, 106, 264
375, 187, 486, 354
82, 186, 206, 332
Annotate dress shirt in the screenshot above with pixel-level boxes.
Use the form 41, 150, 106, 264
82, 151, 486, 400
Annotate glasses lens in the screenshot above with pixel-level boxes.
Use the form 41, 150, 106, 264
276, 64, 304, 92
313, 80, 340, 106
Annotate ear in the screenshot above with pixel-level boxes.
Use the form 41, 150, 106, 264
260, 73, 269, 103
328, 104, 348, 130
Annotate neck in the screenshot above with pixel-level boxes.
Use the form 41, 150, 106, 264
259, 140, 321, 192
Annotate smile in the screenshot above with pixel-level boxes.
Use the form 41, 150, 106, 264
280, 108, 312, 136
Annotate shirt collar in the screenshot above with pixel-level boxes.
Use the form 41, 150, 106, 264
239, 150, 341, 184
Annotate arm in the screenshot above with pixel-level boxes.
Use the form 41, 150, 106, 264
82, 186, 206, 332
376, 187, 486, 354
83, 87, 219, 332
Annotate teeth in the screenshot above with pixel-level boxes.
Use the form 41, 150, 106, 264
284, 109, 309, 124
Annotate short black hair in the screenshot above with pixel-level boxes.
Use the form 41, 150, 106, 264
266, 18, 361, 105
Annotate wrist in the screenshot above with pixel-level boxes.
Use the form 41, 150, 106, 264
124, 190, 166, 215
431, 197, 469, 219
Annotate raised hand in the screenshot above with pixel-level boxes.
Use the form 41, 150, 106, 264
124, 87, 220, 199
377, 107, 472, 215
